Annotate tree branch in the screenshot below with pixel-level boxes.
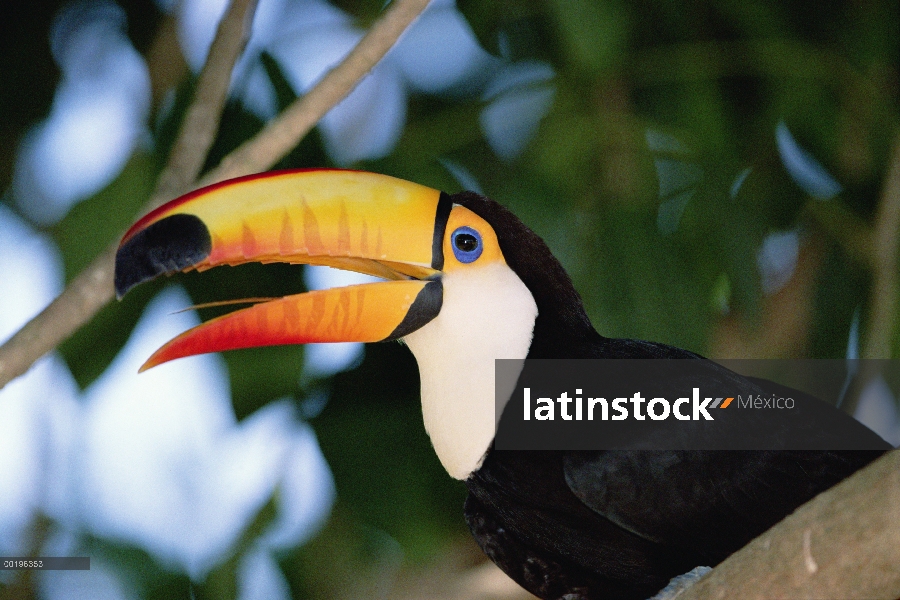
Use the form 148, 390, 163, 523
832, 130, 900, 416
0, 0, 430, 390
680, 448, 900, 600
201, 0, 432, 184
862, 131, 900, 360
153, 0, 260, 204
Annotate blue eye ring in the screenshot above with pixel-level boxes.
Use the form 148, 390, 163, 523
451, 226, 483, 264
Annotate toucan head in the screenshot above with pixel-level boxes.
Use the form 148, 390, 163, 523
115, 169, 592, 478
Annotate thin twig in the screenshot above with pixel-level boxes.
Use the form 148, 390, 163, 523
862, 130, 900, 360
0, 0, 260, 389
832, 131, 900, 416
154, 0, 260, 203
202, 0, 432, 184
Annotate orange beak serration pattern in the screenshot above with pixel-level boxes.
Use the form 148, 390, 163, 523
118, 169, 448, 371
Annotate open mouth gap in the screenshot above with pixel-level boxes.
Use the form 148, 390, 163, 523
195, 256, 436, 282
170, 297, 281, 314
176, 256, 438, 319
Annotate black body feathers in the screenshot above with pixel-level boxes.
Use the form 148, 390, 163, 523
452, 192, 889, 600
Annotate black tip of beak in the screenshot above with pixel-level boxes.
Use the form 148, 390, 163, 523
114, 214, 212, 299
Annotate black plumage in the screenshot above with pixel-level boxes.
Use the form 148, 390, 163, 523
452, 192, 890, 600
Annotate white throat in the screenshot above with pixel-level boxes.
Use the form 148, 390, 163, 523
402, 262, 537, 480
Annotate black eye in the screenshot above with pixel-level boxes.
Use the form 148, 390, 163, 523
455, 233, 478, 252
451, 226, 483, 264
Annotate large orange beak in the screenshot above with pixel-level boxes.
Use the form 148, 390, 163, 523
115, 169, 451, 371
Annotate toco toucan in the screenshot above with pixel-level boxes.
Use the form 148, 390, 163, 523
114, 169, 890, 600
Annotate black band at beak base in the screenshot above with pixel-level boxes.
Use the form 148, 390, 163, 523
385, 279, 443, 341
431, 193, 453, 271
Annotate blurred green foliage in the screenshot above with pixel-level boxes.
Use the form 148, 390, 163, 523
1, 0, 898, 598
